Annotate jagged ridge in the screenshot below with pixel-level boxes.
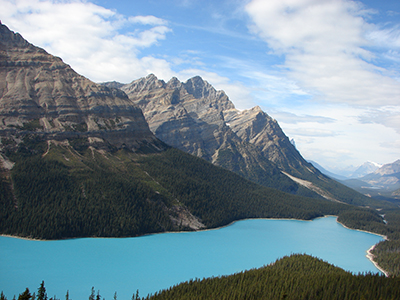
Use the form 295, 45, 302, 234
117, 74, 380, 205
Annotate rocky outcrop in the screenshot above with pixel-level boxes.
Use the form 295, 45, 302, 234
0, 23, 164, 152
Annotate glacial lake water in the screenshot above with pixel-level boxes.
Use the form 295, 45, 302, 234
0, 216, 384, 299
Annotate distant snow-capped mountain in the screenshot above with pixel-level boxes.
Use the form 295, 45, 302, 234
350, 161, 382, 178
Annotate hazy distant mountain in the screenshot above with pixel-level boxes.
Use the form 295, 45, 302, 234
350, 161, 382, 178
339, 160, 400, 201
361, 160, 400, 192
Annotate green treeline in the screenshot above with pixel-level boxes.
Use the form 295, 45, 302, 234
1, 281, 141, 300
138, 148, 352, 228
148, 254, 400, 300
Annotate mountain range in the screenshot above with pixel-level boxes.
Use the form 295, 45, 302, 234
310, 161, 383, 180
1, 23, 400, 276
310, 160, 400, 202
342, 160, 400, 202
103, 74, 376, 206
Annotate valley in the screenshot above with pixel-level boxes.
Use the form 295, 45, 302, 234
0, 20, 400, 299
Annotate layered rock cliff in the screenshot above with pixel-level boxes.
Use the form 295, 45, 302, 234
118, 74, 375, 204
0, 23, 164, 153
117, 75, 324, 197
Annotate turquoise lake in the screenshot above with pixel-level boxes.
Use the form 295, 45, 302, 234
0, 216, 384, 299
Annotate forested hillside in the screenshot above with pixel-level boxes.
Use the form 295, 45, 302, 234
0, 136, 352, 239
147, 254, 400, 300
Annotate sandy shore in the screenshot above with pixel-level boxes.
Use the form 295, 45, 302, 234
331, 217, 389, 277
366, 244, 389, 277
0, 234, 45, 241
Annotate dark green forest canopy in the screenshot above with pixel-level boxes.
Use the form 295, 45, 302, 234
0, 140, 372, 239
147, 254, 400, 300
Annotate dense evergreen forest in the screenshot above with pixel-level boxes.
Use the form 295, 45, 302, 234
2, 255, 400, 300
0, 137, 352, 239
1, 136, 400, 276
147, 254, 400, 300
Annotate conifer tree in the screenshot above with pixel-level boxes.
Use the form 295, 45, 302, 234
17, 289, 31, 300
37, 281, 47, 300
88, 288, 95, 300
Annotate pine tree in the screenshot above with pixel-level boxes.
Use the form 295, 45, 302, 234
0, 291, 7, 300
17, 288, 31, 300
37, 281, 47, 300
88, 288, 95, 300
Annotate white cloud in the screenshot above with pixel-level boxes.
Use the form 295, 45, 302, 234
270, 102, 399, 168
0, 0, 172, 83
129, 15, 168, 26
367, 24, 400, 49
245, 0, 400, 107
359, 106, 400, 134
270, 111, 336, 124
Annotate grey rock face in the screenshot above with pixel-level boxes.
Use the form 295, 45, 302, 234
123, 74, 237, 162
122, 74, 377, 204
121, 74, 322, 195
0, 23, 163, 152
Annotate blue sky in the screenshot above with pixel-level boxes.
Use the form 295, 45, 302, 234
1, 0, 399, 172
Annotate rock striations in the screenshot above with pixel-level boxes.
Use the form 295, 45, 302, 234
0, 23, 164, 153
118, 74, 362, 201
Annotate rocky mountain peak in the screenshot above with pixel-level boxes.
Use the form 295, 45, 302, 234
122, 74, 314, 181
375, 159, 400, 176
182, 76, 227, 103
123, 73, 166, 95
166, 77, 181, 89
0, 22, 30, 49
0, 23, 164, 153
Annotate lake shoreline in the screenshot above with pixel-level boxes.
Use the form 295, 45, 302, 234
1, 216, 387, 299
366, 244, 389, 277
1, 215, 388, 276
333, 219, 388, 277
